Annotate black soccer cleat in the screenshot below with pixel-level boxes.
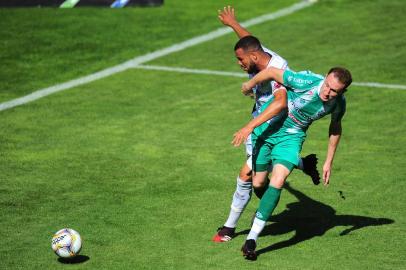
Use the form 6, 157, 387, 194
241, 239, 257, 260
302, 154, 321, 185
212, 226, 235, 242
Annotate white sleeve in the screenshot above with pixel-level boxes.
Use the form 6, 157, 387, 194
261, 44, 288, 95
261, 45, 273, 54
261, 44, 288, 69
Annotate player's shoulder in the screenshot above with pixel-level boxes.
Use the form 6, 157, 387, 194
261, 45, 288, 69
298, 70, 324, 79
285, 69, 324, 83
269, 54, 287, 69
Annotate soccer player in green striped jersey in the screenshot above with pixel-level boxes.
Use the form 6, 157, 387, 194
236, 66, 352, 260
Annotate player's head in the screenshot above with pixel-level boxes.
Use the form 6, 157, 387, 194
234, 36, 264, 74
320, 67, 352, 101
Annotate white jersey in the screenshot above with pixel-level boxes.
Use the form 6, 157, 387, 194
249, 46, 288, 118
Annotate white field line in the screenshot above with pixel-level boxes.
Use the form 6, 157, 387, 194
0, 0, 316, 112
134, 64, 406, 90
351, 82, 406, 90
135, 64, 246, 78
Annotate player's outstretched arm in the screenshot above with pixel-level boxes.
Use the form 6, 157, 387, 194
218, 6, 251, 38
232, 88, 287, 147
241, 67, 285, 95
323, 120, 342, 185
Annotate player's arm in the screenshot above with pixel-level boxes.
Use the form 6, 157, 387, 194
323, 120, 342, 185
218, 6, 251, 38
323, 98, 346, 185
232, 87, 287, 147
241, 67, 284, 95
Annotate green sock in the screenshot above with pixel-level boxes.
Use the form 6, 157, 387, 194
256, 185, 281, 221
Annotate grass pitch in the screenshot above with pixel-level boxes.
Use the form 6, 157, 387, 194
1, 0, 405, 269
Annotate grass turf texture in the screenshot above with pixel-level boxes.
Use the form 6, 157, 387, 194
0, 0, 297, 103
1, 0, 405, 269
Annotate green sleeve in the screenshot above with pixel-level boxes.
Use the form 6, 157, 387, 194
282, 69, 324, 90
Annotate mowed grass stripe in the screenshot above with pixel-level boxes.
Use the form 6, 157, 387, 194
1, 68, 404, 269
0, 0, 316, 112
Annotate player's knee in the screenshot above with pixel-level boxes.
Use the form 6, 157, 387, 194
238, 172, 251, 182
252, 170, 267, 184
270, 175, 286, 189
252, 178, 268, 189
270, 163, 291, 188
239, 164, 252, 181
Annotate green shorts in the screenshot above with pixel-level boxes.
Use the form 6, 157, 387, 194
252, 134, 305, 172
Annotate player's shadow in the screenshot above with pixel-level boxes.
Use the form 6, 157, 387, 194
58, 255, 90, 264
237, 182, 394, 256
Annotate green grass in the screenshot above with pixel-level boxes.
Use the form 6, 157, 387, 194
0, 0, 297, 103
1, 0, 406, 269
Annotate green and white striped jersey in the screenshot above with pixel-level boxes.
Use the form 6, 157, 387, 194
282, 69, 346, 134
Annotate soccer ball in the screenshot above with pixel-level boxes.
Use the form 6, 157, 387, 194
51, 228, 82, 258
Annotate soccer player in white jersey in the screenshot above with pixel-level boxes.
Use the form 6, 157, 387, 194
213, 6, 320, 243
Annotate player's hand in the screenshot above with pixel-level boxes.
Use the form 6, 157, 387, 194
218, 6, 237, 27
232, 125, 253, 147
322, 161, 332, 186
242, 81, 255, 96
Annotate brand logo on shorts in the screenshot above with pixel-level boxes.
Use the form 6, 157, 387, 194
255, 212, 264, 219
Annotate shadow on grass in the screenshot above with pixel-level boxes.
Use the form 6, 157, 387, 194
58, 255, 90, 264
236, 182, 394, 256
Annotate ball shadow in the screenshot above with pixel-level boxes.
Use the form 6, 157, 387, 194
58, 255, 90, 264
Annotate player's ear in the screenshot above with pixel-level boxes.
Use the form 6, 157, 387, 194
249, 52, 258, 62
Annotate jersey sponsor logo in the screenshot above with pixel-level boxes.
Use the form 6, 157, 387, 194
289, 100, 313, 123
288, 112, 306, 127
288, 98, 335, 128
293, 78, 313, 84
287, 75, 313, 84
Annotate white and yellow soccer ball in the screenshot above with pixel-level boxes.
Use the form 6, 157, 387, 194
51, 228, 82, 258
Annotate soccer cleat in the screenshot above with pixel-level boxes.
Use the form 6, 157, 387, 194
212, 226, 235, 242
302, 154, 321, 185
241, 239, 257, 260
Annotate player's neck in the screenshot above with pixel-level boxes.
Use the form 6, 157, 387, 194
257, 52, 272, 71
